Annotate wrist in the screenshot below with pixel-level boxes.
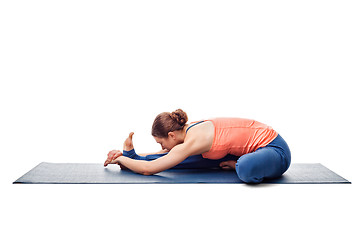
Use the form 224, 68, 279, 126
117, 156, 125, 164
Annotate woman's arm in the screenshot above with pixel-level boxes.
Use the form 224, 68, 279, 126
117, 137, 208, 175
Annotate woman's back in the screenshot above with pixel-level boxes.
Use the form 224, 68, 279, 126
188, 118, 278, 159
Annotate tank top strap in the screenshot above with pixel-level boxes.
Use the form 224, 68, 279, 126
186, 120, 205, 134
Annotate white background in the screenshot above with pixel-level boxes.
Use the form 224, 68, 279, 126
1, 1, 359, 239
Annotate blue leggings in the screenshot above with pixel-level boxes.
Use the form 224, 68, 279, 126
123, 149, 239, 169
235, 134, 291, 183
123, 134, 291, 183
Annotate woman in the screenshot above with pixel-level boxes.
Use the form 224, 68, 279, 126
104, 109, 291, 183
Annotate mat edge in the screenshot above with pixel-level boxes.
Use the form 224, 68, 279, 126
13, 162, 46, 184
317, 163, 351, 183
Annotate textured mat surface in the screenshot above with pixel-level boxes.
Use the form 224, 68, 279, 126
13, 162, 350, 184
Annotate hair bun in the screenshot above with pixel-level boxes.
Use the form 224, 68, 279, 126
170, 109, 188, 126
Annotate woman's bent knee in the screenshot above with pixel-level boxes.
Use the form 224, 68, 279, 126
239, 174, 263, 183
235, 160, 263, 183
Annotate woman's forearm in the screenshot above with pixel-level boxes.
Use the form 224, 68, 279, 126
117, 156, 152, 175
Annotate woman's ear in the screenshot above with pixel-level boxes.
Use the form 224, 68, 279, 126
168, 132, 176, 140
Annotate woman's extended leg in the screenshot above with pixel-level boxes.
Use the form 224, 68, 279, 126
121, 132, 237, 169
123, 148, 238, 169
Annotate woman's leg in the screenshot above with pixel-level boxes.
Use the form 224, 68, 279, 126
235, 134, 291, 183
121, 132, 220, 168
123, 149, 238, 169
121, 132, 234, 169
235, 147, 284, 183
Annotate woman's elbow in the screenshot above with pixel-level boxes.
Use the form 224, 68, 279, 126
142, 171, 154, 176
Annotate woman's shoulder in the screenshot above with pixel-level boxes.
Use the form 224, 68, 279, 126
184, 120, 214, 152
186, 120, 214, 138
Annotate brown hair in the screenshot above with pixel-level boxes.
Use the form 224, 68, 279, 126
151, 109, 188, 138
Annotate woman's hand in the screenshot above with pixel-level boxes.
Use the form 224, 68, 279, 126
104, 132, 135, 167
104, 149, 123, 167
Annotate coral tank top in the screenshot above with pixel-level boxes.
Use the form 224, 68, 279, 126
201, 118, 278, 159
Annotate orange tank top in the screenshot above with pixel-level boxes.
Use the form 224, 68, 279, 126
201, 118, 278, 159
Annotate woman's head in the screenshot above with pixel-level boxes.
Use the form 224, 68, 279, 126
151, 109, 188, 150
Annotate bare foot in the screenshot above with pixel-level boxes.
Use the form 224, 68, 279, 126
219, 160, 237, 170
123, 132, 135, 151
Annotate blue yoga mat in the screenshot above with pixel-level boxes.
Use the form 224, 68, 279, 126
13, 162, 350, 184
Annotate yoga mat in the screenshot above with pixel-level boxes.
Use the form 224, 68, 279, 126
13, 162, 350, 184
